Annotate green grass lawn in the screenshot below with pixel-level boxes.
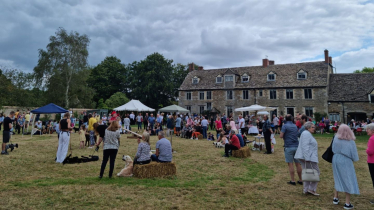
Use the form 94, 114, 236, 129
0, 129, 373, 209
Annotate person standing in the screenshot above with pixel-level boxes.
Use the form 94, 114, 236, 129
102, 114, 107, 125
136, 113, 143, 131
365, 123, 374, 205
221, 114, 227, 130
239, 115, 246, 135
17, 115, 25, 134
0, 113, 4, 131
223, 130, 241, 157
148, 114, 155, 130
96, 121, 120, 178
123, 115, 130, 132
1, 111, 14, 155
295, 122, 319, 195
210, 116, 215, 131
56, 112, 72, 163
201, 117, 208, 139
143, 113, 149, 130
88, 114, 97, 148
166, 115, 174, 137
298, 115, 308, 138
129, 112, 135, 125
175, 115, 182, 137
24, 112, 30, 131
151, 131, 172, 162
325, 117, 330, 134
332, 124, 360, 209
78, 111, 84, 129
273, 114, 279, 134
261, 115, 273, 154
83, 112, 88, 127
280, 114, 302, 185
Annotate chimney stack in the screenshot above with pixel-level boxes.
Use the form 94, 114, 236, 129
269, 60, 274, 65
188, 63, 195, 72
329, 56, 332, 65
198, 66, 203, 70
262, 59, 269, 67
324, 49, 329, 63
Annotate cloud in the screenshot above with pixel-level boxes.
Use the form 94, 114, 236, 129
333, 47, 374, 73
0, 0, 374, 72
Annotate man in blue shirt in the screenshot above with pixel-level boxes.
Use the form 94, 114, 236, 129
280, 114, 302, 185
201, 117, 209, 139
151, 131, 172, 162
175, 115, 181, 137
261, 115, 273, 154
221, 114, 227, 130
148, 114, 155, 130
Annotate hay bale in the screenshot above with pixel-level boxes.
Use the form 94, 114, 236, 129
232, 146, 251, 158
133, 162, 176, 179
197, 134, 203, 139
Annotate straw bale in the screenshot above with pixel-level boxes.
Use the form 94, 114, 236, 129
197, 134, 203, 139
133, 162, 176, 179
232, 146, 251, 158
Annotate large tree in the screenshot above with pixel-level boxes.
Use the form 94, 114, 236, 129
87, 56, 127, 102
105, 92, 129, 109
33, 27, 90, 108
127, 52, 187, 109
354, 67, 374, 73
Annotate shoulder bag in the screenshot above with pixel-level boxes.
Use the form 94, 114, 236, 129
322, 135, 334, 163
302, 161, 320, 182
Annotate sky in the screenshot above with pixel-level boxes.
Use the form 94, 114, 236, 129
0, 0, 374, 73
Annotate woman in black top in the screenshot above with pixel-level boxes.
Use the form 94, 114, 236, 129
56, 112, 72, 163
94, 123, 108, 144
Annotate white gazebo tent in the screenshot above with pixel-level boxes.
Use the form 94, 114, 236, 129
113, 100, 155, 112
235, 104, 275, 113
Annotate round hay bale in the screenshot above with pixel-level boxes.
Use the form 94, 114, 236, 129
133, 162, 177, 179
232, 146, 251, 158
197, 134, 203, 140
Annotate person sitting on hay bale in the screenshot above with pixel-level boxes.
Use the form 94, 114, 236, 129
151, 131, 172, 163
223, 130, 241, 157
134, 131, 151, 166
190, 123, 202, 140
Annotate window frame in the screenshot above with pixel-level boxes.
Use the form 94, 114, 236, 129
206, 102, 212, 110
199, 106, 205, 114
186, 92, 192, 100
270, 89, 277, 99
225, 75, 234, 82
216, 76, 222, 83
227, 90, 233, 100
267, 73, 276, 81
243, 90, 249, 100
199, 91, 204, 100
305, 107, 314, 117
192, 77, 199, 84
286, 89, 294, 99
207, 91, 212, 100
297, 72, 307, 80
186, 106, 191, 112
242, 74, 249, 83
227, 106, 233, 117
304, 89, 312, 99
259, 90, 263, 97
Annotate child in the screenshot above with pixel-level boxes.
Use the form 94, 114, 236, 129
318, 121, 325, 134
207, 132, 215, 141
79, 125, 87, 149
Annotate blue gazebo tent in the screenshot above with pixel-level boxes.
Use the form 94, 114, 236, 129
30, 103, 68, 136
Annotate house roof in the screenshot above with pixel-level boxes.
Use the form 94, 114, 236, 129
328, 73, 374, 102
179, 61, 329, 91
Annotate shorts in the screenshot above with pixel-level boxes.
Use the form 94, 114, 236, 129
3, 131, 10, 143
176, 127, 181, 132
274, 125, 279, 130
284, 147, 299, 163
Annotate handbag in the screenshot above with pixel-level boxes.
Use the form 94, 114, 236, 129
322, 135, 334, 163
302, 161, 320, 182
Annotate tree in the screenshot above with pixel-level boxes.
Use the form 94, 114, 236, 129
127, 53, 187, 109
33, 27, 90, 108
353, 67, 374, 73
97, 98, 109, 109
105, 92, 129, 109
87, 56, 128, 102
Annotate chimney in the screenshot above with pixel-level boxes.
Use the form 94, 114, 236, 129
188, 62, 195, 72
329, 56, 332, 64
198, 66, 203, 70
324, 49, 329, 63
262, 59, 269, 67
269, 60, 275, 65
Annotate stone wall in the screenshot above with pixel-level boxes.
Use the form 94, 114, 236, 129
328, 102, 374, 123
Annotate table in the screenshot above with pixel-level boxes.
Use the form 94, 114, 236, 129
252, 135, 265, 151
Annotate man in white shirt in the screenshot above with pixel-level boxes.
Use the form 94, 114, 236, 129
273, 114, 279, 134
201, 117, 209, 139
239, 115, 246, 135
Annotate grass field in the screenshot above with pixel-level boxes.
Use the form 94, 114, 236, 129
0, 128, 373, 210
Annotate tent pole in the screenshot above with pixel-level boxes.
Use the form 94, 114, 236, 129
31, 116, 36, 137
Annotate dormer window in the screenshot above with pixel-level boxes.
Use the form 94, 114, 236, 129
297, 70, 307, 80
242, 73, 250, 82
225, 75, 233, 82
216, 75, 222, 83
369, 89, 374, 103
267, 72, 276, 81
192, 76, 199, 84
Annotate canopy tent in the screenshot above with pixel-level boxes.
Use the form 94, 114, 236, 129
158, 105, 189, 113
30, 103, 68, 137
257, 111, 270, 115
113, 100, 155, 112
235, 104, 275, 112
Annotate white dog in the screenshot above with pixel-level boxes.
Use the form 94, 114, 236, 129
117, 155, 133, 177
213, 142, 225, 148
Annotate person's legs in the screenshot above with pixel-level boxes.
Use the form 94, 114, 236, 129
296, 162, 302, 182
56, 132, 70, 163
224, 144, 230, 156
108, 149, 118, 177
288, 163, 296, 182
369, 163, 374, 188
345, 193, 351, 205
202, 126, 207, 138
100, 149, 110, 177
151, 154, 158, 161
264, 131, 272, 153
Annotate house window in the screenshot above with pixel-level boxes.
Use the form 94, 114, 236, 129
227, 106, 233, 117
259, 90, 263, 96
192, 77, 198, 84
243, 90, 249, 99
270, 89, 277, 99
370, 94, 374, 103
242, 74, 249, 82
243, 111, 249, 117
305, 107, 313, 117
186, 92, 191, 100
268, 72, 276, 81
329, 113, 340, 122
227, 90, 233, 100
216, 76, 222, 83
297, 71, 307, 80
286, 89, 293, 99
207, 102, 212, 110
207, 91, 212, 100
225, 75, 233, 82
186, 106, 191, 112
304, 89, 312, 99
199, 92, 204, 100
199, 106, 205, 114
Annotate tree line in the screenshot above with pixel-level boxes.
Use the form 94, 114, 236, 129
0, 27, 189, 110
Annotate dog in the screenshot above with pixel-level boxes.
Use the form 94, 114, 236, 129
213, 142, 224, 148
117, 155, 134, 177
73, 127, 80, 133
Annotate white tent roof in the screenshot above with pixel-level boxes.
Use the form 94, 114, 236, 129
113, 100, 155, 112
235, 104, 275, 112
158, 104, 190, 113
257, 111, 270, 115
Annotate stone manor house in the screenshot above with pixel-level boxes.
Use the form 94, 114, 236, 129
178, 50, 374, 124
